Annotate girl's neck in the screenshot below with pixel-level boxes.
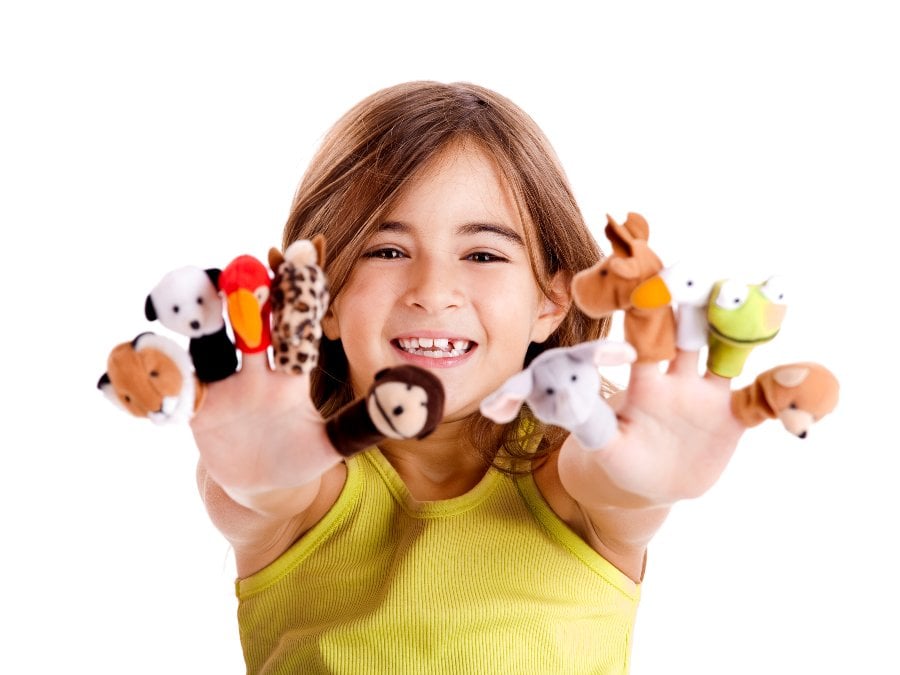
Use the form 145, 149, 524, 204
379, 417, 491, 501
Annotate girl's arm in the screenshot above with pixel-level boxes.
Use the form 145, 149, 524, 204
555, 350, 745, 581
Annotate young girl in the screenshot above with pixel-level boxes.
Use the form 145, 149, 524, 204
190, 81, 744, 674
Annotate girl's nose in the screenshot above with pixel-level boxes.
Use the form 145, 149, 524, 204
403, 258, 464, 312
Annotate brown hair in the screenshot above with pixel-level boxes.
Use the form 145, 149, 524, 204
282, 81, 611, 470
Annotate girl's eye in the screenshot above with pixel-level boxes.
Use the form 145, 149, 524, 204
364, 247, 406, 260
466, 251, 507, 263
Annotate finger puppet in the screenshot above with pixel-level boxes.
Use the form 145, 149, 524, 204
480, 339, 637, 450
219, 255, 272, 355
731, 362, 838, 438
98, 332, 206, 424
268, 235, 330, 375
144, 266, 238, 382
571, 213, 677, 363
631, 262, 715, 352
706, 277, 787, 378
325, 366, 445, 457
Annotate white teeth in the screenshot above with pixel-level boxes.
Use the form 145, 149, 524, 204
396, 337, 472, 358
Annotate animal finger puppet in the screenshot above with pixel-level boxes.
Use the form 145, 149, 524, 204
706, 277, 787, 378
571, 213, 676, 363
219, 255, 272, 355
325, 366, 445, 457
268, 235, 330, 375
98, 332, 206, 424
480, 339, 637, 450
731, 362, 839, 438
631, 262, 715, 352
145, 266, 238, 382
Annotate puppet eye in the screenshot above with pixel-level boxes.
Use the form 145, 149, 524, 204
571, 374, 577, 382
197, 297, 204, 305
172, 305, 180, 314
124, 395, 131, 403
760, 276, 787, 304
599, 269, 608, 277
392, 406, 404, 416
714, 280, 749, 310
545, 387, 555, 395
149, 370, 159, 378
789, 402, 798, 409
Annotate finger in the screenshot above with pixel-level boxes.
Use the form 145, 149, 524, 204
702, 368, 733, 390
239, 351, 272, 376
666, 349, 701, 377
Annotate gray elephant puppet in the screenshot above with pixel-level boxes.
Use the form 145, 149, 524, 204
480, 339, 636, 450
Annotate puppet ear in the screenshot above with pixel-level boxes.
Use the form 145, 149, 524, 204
480, 369, 533, 423
311, 234, 327, 267
604, 215, 634, 257
205, 268, 222, 288
591, 340, 638, 367
622, 212, 650, 241
268, 248, 285, 272
144, 295, 157, 321
773, 365, 810, 388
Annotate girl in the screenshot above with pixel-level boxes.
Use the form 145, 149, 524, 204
190, 81, 744, 674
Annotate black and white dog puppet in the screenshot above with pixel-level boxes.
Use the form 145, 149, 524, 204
145, 266, 238, 383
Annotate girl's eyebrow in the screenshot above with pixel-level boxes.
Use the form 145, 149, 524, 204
377, 221, 524, 247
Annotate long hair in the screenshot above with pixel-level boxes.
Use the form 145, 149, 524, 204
283, 81, 610, 469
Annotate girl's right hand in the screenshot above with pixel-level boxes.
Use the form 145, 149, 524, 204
189, 352, 344, 514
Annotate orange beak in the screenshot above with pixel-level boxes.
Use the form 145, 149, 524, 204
227, 288, 263, 349
630, 274, 672, 309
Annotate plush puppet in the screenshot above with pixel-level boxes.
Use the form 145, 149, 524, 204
631, 262, 715, 352
268, 235, 330, 375
144, 266, 238, 382
219, 255, 272, 355
98, 332, 205, 424
731, 362, 838, 438
706, 277, 787, 378
325, 365, 445, 457
571, 213, 677, 363
480, 339, 637, 450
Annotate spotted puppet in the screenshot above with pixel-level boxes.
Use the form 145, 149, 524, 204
268, 235, 330, 375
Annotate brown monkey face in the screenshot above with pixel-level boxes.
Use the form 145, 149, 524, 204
367, 381, 430, 439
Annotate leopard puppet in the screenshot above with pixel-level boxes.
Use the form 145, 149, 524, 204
268, 235, 330, 375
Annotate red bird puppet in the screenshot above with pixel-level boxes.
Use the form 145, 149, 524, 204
219, 255, 272, 354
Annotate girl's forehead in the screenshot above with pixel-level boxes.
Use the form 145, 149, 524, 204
384, 142, 524, 233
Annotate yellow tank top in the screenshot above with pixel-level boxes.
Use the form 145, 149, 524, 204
235, 448, 640, 674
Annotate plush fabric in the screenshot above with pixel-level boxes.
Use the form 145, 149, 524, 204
219, 255, 273, 354
571, 213, 676, 363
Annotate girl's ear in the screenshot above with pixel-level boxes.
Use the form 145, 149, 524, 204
322, 306, 340, 340
530, 271, 571, 344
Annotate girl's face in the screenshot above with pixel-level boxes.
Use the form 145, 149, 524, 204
323, 142, 567, 421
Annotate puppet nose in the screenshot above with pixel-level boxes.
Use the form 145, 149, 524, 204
798, 431, 808, 439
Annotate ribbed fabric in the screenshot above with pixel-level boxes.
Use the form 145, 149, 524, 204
235, 448, 640, 674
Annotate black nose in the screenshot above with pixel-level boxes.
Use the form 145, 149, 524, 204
798, 431, 808, 439
190, 320, 201, 330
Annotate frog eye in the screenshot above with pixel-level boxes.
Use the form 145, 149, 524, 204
759, 276, 787, 304
714, 280, 749, 310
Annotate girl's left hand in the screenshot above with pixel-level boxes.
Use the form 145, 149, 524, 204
560, 349, 746, 509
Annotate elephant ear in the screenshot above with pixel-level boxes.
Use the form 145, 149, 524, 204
480, 369, 533, 423
592, 340, 638, 367
563, 339, 638, 367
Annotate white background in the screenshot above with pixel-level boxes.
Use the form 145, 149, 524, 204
3, 1, 898, 673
